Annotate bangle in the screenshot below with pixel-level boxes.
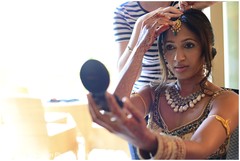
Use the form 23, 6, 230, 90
209, 115, 231, 138
137, 133, 186, 159
131, 92, 147, 116
127, 46, 133, 52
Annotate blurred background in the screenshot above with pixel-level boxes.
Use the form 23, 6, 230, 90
0, 0, 238, 160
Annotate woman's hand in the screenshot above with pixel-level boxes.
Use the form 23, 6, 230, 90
179, 1, 217, 11
87, 92, 157, 151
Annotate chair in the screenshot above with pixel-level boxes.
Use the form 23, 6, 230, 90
226, 88, 239, 160
226, 126, 239, 159
0, 96, 78, 160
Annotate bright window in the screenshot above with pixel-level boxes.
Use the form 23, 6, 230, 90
223, 2, 239, 89
0, 1, 238, 102
0, 0, 124, 102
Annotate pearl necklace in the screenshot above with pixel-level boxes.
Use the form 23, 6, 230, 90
165, 83, 205, 113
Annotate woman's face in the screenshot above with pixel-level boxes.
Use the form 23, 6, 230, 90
163, 24, 204, 80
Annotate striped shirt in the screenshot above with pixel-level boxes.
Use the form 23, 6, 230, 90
113, 1, 162, 91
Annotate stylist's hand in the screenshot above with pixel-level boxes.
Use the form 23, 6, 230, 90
126, 6, 182, 59
136, 7, 181, 52
179, 1, 216, 11
87, 92, 157, 151
138, 6, 182, 23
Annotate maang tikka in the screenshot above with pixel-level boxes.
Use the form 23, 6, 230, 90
171, 18, 181, 36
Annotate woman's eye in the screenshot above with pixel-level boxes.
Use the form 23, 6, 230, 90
184, 42, 195, 49
165, 44, 175, 51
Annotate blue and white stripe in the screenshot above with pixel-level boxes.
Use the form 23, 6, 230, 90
113, 1, 162, 91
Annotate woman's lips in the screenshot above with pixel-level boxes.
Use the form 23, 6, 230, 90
174, 66, 188, 73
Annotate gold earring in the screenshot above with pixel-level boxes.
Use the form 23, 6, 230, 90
203, 64, 207, 76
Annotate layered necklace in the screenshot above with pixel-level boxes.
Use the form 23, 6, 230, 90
165, 82, 206, 113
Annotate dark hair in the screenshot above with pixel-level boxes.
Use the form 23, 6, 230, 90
157, 9, 217, 90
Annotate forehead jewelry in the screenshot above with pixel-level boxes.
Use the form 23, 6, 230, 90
171, 19, 181, 36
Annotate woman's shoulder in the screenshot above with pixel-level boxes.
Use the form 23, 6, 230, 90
134, 84, 157, 99
209, 86, 238, 117
135, 84, 153, 93
203, 82, 238, 97
207, 86, 239, 132
209, 86, 238, 101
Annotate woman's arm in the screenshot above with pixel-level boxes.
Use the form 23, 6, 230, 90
185, 91, 239, 158
136, 91, 239, 159
87, 90, 238, 159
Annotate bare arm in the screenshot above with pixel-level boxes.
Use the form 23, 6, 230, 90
114, 7, 182, 100
184, 91, 239, 158
116, 7, 183, 72
114, 12, 175, 100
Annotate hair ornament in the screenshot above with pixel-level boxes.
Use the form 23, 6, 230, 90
171, 19, 181, 36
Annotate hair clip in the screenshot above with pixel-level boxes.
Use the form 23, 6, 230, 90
171, 19, 181, 36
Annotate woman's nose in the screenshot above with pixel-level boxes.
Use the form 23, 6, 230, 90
174, 49, 185, 62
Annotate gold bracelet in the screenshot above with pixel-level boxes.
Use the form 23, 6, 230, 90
131, 92, 147, 116
209, 115, 231, 138
137, 133, 186, 159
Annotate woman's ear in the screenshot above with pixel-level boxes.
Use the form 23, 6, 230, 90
211, 47, 217, 60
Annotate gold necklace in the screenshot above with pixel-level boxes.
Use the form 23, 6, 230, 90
165, 83, 205, 112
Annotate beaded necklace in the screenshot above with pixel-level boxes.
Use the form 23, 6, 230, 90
165, 83, 205, 112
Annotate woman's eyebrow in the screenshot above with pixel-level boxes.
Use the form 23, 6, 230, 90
181, 38, 198, 42
165, 38, 198, 43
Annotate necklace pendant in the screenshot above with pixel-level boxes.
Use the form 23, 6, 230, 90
166, 93, 170, 100
197, 95, 202, 101
165, 83, 206, 113
193, 99, 197, 104
189, 101, 194, 108
174, 107, 179, 112
171, 103, 176, 108
179, 106, 184, 112
183, 105, 189, 111
167, 99, 173, 105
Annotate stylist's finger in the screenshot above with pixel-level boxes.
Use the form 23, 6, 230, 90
160, 6, 182, 18
143, 12, 169, 27
144, 15, 173, 34
180, 2, 215, 11
182, 1, 195, 11
161, 6, 183, 14
178, 1, 189, 11
155, 24, 171, 38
